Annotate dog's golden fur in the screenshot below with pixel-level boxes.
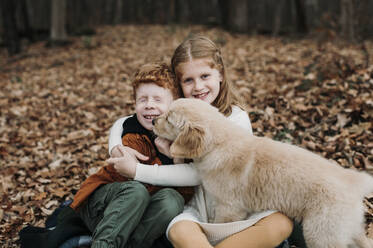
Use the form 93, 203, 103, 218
153, 98, 373, 248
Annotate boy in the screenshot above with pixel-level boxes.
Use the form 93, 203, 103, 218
71, 63, 193, 248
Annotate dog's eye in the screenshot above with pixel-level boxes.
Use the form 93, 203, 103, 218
166, 114, 174, 126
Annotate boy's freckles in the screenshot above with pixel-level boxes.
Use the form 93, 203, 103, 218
135, 83, 174, 131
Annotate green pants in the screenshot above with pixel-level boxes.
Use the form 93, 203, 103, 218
78, 181, 184, 248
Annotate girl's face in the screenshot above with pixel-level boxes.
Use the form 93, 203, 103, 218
177, 58, 221, 104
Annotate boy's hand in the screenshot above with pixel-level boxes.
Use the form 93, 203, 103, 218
106, 151, 138, 178
111, 145, 124, 158
154, 137, 172, 158
111, 144, 149, 161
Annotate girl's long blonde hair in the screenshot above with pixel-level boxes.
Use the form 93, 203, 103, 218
171, 35, 240, 116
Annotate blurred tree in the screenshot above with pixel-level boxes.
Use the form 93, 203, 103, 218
67, 0, 95, 35
219, 0, 249, 32
2, 0, 371, 43
273, 0, 308, 36
272, 0, 286, 36
150, 0, 173, 24
1, 0, 20, 55
19, 0, 34, 42
354, 0, 373, 39
50, 0, 68, 45
340, 0, 355, 41
294, 0, 308, 34
175, 0, 190, 23
114, 0, 124, 25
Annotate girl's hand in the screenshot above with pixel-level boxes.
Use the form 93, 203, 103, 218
111, 144, 149, 161
154, 137, 172, 158
106, 150, 138, 178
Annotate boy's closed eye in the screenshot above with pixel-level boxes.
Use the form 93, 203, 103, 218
137, 96, 147, 103
153, 96, 162, 102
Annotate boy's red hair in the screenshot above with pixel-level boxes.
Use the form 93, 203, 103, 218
132, 63, 181, 99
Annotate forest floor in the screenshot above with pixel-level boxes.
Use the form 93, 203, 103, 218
0, 24, 373, 247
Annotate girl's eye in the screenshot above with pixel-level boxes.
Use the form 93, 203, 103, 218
183, 78, 193, 84
138, 97, 147, 103
201, 74, 210, 79
154, 97, 162, 102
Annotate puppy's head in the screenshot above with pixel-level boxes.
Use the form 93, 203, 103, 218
153, 99, 216, 159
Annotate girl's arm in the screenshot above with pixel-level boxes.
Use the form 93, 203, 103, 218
108, 116, 129, 155
135, 162, 201, 186
230, 106, 253, 134
132, 109, 251, 186
107, 155, 201, 186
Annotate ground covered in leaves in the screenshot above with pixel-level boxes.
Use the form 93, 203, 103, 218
0, 25, 373, 247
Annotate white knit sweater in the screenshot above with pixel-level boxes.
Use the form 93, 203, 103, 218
108, 106, 276, 245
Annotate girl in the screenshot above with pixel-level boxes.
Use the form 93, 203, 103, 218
108, 36, 293, 248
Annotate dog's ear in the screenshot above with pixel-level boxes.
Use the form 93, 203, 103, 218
170, 122, 206, 159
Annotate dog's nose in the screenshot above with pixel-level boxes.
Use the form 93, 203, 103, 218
152, 119, 156, 125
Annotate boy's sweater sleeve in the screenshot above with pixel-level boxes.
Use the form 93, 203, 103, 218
108, 116, 130, 155
134, 162, 201, 186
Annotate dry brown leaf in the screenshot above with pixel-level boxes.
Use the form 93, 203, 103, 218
34, 192, 47, 201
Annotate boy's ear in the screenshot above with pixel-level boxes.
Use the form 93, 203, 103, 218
170, 123, 206, 159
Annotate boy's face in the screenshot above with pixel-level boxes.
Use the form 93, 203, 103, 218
135, 83, 174, 131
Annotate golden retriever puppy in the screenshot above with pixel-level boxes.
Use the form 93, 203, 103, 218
153, 98, 373, 248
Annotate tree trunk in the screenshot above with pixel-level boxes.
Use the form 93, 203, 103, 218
19, 0, 35, 41
340, 0, 355, 41
294, 0, 308, 33
272, 0, 286, 36
221, 0, 249, 32
150, 0, 170, 24
51, 0, 67, 42
218, 0, 229, 27
175, 0, 190, 23
0, 0, 21, 55
114, 0, 124, 24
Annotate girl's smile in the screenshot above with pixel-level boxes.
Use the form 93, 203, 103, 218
177, 58, 221, 104
193, 91, 209, 100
